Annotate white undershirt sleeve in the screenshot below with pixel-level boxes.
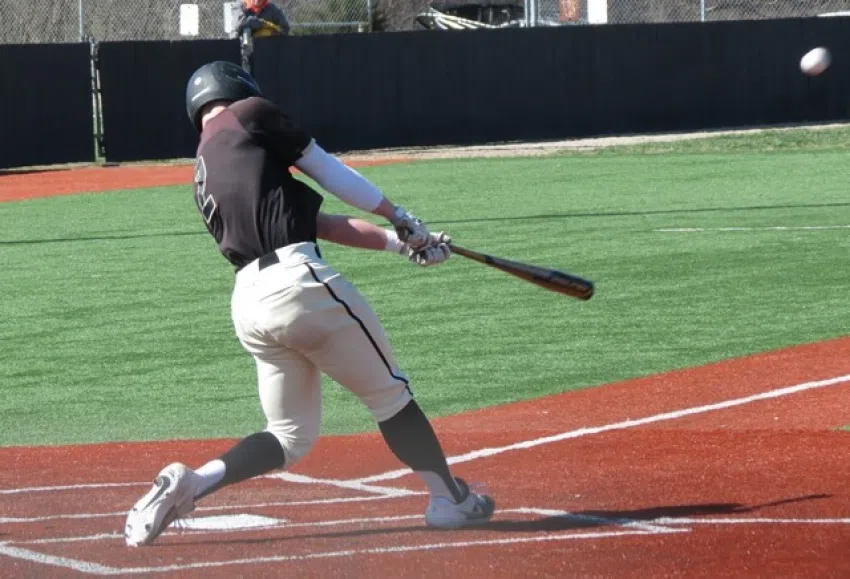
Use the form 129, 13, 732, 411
294, 139, 384, 213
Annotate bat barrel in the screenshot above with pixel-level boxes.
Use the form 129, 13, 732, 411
450, 243, 594, 301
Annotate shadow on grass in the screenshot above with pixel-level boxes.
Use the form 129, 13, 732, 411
432, 202, 850, 226
0, 231, 203, 246
171, 494, 829, 548
0, 168, 69, 177
4, 200, 849, 246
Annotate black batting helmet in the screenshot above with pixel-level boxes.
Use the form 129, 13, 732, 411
186, 61, 262, 131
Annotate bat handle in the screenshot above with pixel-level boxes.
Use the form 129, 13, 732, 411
447, 243, 476, 259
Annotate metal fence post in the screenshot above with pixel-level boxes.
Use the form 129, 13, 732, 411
78, 0, 84, 42
525, 0, 539, 26
366, 0, 372, 31
700, 0, 706, 21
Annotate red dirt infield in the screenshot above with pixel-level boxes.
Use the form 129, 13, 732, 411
2, 337, 850, 577
0, 157, 410, 203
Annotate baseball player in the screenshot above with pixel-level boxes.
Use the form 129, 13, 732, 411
235, 0, 290, 38
124, 61, 495, 547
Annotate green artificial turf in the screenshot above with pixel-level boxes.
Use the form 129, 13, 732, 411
1, 127, 849, 446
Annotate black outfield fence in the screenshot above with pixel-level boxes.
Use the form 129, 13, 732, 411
2, 18, 848, 170
97, 39, 240, 163
0, 43, 94, 170
251, 17, 849, 152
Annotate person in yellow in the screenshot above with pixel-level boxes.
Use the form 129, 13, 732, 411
236, 0, 290, 38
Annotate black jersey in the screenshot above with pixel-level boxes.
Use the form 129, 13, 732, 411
193, 97, 323, 270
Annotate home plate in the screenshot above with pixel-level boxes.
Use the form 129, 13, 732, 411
171, 514, 285, 531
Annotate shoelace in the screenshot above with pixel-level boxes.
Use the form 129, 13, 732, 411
170, 511, 194, 535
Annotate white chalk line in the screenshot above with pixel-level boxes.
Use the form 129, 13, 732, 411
4, 373, 849, 505
16, 515, 424, 545
3, 373, 850, 574
6, 516, 850, 576
1, 528, 665, 576
18, 533, 124, 545
352, 373, 850, 484
9, 507, 667, 546
0, 470, 418, 499
0, 482, 147, 495
268, 472, 421, 497
10, 514, 848, 550
657, 517, 850, 525
0, 493, 421, 525
655, 225, 850, 233
0, 543, 121, 575
117, 530, 672, 574
25, 513, 845, 546
1, 512, 120, 524
15, 515, 425, 545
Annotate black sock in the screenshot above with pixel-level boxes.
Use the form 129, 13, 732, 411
378, 400, 464, 502
197, 431, 285, 499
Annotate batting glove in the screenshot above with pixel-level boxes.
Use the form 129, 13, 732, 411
408, 232, 452, 267
389, 206, 431, 251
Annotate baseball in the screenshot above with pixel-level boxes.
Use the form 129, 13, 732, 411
800, 47, 831, 76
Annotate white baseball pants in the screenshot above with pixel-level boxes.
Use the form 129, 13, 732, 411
230, 242, 412, 466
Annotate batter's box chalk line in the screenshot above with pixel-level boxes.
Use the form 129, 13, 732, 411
0, 492, 418, 525
3, 372, 850, 576
4, 373, 850, 499
4, 510, 850, 575
0, 505, 688, 576
9, 506, 685, 547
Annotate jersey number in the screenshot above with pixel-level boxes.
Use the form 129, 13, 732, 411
194, 156, 217, 224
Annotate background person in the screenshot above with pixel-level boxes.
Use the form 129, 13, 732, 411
236, 0, 290, 38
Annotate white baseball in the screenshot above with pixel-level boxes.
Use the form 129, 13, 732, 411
800, 47, 831, 76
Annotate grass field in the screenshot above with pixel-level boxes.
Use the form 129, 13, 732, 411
2, 127, 849, 447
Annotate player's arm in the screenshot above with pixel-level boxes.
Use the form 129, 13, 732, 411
294, 140, 435, 250
316, 212, 451, 267
247, 98, 437, 250
258, 3, 290, 35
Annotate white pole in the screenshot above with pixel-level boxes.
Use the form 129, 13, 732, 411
79, 0, 84, 41
366, 0, 372, 31
524, 0, 531, 26
700, 0, 706, 22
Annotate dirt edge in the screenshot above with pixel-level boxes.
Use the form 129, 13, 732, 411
3, 121, 849, 175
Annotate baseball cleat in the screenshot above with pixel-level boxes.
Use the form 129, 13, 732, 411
125, 462, 198, 547
425, 478, 495, 529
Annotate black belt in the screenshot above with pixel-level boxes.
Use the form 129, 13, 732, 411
258, 251, 280, 271
250, 243, 322, 272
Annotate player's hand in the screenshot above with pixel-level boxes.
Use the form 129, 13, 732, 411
408, 232, 452, 267
426, 230, 451, 247
389, 206, 431, 251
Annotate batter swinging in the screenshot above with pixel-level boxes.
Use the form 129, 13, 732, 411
124, 61, 495, 546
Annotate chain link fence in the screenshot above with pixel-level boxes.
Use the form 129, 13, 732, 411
0, 0, 372, 44
398, 0, 850, 29
2, 0, 850, 44
536, 0, 850, 25
376, 0, 850, 30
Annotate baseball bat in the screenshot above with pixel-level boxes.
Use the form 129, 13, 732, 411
449, 243, 595, 301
